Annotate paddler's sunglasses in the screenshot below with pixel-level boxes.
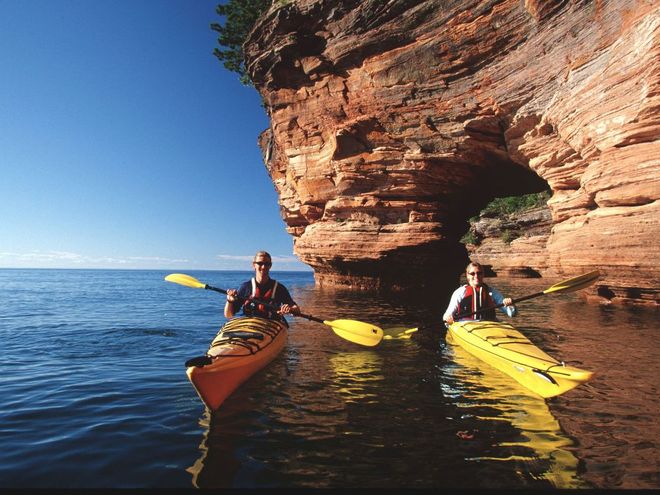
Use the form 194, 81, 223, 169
254, 261, 272, 267
468, 271, 483, 276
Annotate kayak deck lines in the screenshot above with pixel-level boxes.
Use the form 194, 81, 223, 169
460, 321, 561, 367
209, 330, 269, 355
447, 320, 593, 398
450, 325, 558, 371
450, 322, 578, 376
186, 317, 288, 411
207, 322, 282, 357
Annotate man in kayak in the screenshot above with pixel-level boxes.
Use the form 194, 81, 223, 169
224, 251, 301, 322
443, 261, 517, 324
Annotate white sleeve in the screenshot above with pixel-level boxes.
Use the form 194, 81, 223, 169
489, 287, 517, 317
443, 286, 466, 321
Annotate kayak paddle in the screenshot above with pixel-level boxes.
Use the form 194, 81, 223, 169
164, 273, 383, 347
382, 326, 418, 340
455, 270, 600, 320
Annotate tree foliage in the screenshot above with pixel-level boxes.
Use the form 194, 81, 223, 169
211, 0, 271, 86
460, 190, 551, 246
481, 190, 551, 217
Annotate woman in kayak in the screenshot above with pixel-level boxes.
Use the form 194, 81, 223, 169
224, 251, 301, 322
443, 261, 517, 324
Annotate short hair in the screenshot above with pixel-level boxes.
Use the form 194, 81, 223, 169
253, 251, 272, 262
465, 261, 483, 273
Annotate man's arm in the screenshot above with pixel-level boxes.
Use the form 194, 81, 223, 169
276, 285, 300, 315
489, 287, 517, 317
443, 287, 465, 324
224, 282, 250, 319
224, 289, 238, 318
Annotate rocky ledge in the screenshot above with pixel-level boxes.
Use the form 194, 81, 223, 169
244, 0, 659, 305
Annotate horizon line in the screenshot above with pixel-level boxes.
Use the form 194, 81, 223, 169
0, 266, 314, 272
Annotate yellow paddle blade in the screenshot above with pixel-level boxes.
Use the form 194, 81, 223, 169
543, 270, 600, 295
324, 319, 384, 347
164, 273, 206, 289
382, 326, 418, 340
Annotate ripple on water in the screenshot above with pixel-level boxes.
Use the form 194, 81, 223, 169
0, 270, 657, 488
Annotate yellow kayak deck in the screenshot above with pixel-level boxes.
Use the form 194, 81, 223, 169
186, 317, 287, 411
447, 320, 593, 398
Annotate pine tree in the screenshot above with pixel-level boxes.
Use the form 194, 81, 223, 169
211, 0, 271, 86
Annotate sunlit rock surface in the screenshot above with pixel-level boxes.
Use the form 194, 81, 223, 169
244, 0, 659, 304
465, 205, 553, 278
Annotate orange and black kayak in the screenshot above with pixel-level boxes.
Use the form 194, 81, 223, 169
186, 316, 287, 411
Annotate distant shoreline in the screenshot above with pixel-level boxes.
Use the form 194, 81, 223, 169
0, 267, 314, 273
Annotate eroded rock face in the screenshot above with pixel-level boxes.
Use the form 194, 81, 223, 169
244, 0, 659, 304
466, 205, 554, 278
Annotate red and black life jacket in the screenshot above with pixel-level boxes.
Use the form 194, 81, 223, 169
243, 278, 279, 319
453, 284, 496, 321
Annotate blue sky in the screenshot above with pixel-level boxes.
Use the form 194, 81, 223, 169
0, 0, 310, 271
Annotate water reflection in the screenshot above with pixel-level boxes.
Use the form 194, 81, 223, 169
186, 408, 245, 489
445, 344, 588, 488
470, 279, 659, 489
546, 302, 659, 489
184, 275, 657, 489
186, 411, 213, 488
329, 351, 384, 404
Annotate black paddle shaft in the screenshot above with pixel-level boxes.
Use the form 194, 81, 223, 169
205, 284, 324, 324
455, 290, 544, 319
454, 271, 599, 320
205, 284, 278, 311
299, 313, 324, 324
205, 284, 228, 295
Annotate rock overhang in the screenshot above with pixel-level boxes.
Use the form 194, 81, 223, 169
244, 0, 660, 304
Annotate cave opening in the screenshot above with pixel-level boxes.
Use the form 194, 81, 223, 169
448, 157, 552, 279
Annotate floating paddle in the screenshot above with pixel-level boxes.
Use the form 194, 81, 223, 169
455, 270, 600, 320
164, 273, 383, 347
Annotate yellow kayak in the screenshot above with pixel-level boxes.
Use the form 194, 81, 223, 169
186, 317, 287, 411
446, 343, 586, 487
446, 320, 593, 398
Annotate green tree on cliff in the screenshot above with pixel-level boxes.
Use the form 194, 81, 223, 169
211, 0, 270, 86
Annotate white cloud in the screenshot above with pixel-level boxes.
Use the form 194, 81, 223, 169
0, 250, 83, 263
0, 250, 310, 271
0, 250, 190, 269
214, 253, 311, 271
215, 254, 254, 262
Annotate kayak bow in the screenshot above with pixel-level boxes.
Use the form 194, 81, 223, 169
447, 320, 593, 398
186, 317, 287, 411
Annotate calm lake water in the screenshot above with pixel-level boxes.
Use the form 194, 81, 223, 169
0, 269, 657, 489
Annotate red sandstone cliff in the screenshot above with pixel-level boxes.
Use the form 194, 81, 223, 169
244, 0, 659, 305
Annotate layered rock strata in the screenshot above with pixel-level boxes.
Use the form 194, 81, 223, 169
244, 0, 659, 304
466, 205, 553, 278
